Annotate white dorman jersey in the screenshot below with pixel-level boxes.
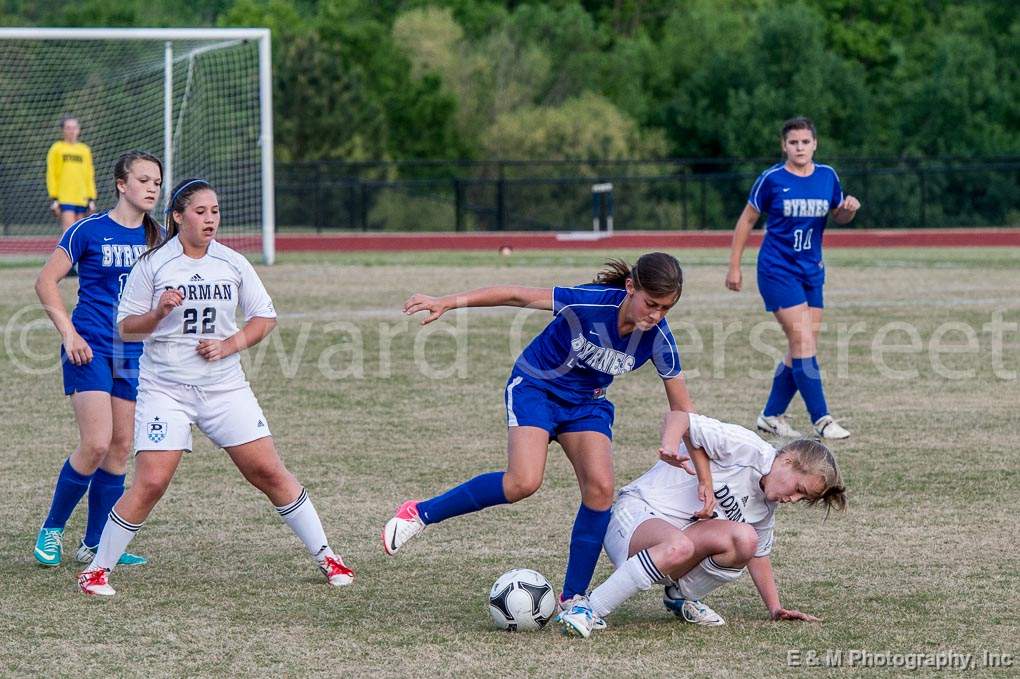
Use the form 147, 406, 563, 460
117, 237, 276, 388
618, 413, 778, 557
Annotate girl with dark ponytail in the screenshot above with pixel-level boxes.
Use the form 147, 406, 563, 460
32, 150, 164, 569
78, 178, 354, 596
384, 251, 708, 631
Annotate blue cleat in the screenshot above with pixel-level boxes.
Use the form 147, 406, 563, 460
34, 527, 64, 566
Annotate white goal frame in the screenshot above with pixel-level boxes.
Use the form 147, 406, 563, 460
0, 27, 276, 264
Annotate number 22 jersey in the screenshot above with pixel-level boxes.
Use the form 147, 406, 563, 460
117, 236, 276, 388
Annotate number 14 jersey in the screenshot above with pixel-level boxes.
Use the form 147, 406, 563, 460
117, 236, 276, 388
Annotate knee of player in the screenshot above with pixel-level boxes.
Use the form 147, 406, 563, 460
78, 440, 111, 466
503, 473, 542, 503
657, 533, 694, 569
582, 479, 615, 510
106, 438, 133, 463
133, 473, 172, 503
732, 524, 759, 561
251, 462, 294, 491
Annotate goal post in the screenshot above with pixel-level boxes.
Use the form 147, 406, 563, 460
0, 27, 275, 264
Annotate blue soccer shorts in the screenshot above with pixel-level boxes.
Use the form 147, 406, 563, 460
61, 349, 139, 401
504, 373, 615, 440
757, 271, 824, 312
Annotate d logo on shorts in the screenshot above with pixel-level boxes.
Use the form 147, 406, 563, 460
147, 418, 166, 443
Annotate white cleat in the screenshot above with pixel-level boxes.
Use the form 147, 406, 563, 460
814, 415, 850, 440
663, 587, 725, 626
319, 554, 355, 587
382, 500, 426, 556
78, 567, 116, 597
556, 595, 597, 638
757, 412, 802, 438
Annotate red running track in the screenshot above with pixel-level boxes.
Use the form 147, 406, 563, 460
2, 228, 1018, 255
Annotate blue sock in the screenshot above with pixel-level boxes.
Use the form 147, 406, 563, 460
83, 469, 126, 547
791, 356, 829, 423
562, 503, 612, 600
763, 361, 798, 417
417, 471, 509, 525
42, 459, 94, 530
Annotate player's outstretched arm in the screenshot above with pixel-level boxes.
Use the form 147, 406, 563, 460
119, 288, 183, 341
197, 316, 276, 361
726, 204, 760, 291
403, 286, 553, 325
748, 555, 821, 622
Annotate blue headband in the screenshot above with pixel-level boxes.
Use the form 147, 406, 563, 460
164, 179, 210, 214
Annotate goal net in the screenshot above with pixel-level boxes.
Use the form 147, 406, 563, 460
0, 28, 274, 263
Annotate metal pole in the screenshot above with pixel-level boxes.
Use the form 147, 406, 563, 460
258, 32, 276, 264
454, 178, 463, 231
163, 41, 173, 208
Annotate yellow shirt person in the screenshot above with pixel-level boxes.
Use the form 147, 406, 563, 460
46, 116, 97, 231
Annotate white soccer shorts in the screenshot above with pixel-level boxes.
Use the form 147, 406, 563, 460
134, 381, 271, 452
603, 494, 687, 569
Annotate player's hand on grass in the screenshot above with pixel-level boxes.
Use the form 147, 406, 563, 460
62, 330, 93, 365
657, 447, 696, 475
155, 289, 184, 318
771, 607, 821, 622
404, 293, 447, 325
694, 482, 716, 519
725, 266, 742, 291
196, 339, 232, 361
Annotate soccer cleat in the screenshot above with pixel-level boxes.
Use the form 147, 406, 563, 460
319, 555, 355, 587
78, 567, 116, 596
34, 527, 63, 566
382, 500, 425, 556
757, 412, 802, 438
74, 541, 148, 567
663, 586, 725, 626
558, 594, 606, 630
556, 595, 597, 638
814, 415, 850, 440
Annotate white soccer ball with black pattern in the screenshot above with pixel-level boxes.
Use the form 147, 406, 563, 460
487, 568, 556, 631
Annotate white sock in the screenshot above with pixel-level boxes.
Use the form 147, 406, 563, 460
590, 549, 669, 618
676, 556, 744, 600
275, 488, 334, 561
93, 510, 142, 571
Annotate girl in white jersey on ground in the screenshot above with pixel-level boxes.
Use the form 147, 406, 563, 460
77, 178, 354, 595
559, 410, 846, 637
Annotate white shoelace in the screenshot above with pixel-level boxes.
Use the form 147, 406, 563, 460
42, 530, 62, 550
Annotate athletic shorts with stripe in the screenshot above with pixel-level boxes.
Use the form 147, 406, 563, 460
503, 371, 615, 440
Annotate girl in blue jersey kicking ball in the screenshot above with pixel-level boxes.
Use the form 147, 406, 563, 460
33, 151, 165, 568
383, 253, 713, 628
727, 117, 860, 440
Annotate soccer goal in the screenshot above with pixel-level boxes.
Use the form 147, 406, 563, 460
0, 28, 275, 263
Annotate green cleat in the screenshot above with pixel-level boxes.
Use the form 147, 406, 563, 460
34, 527, 63, 566
74, 541, 148, 567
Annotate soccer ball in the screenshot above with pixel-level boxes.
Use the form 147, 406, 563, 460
487, 568, 556, 631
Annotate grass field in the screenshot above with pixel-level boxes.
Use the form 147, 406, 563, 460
2, 247, 1018, 678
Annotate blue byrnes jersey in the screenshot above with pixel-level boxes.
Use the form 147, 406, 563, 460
513, 285, 682, 401
57, 212, 149, 358
749, 163, 843, 285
